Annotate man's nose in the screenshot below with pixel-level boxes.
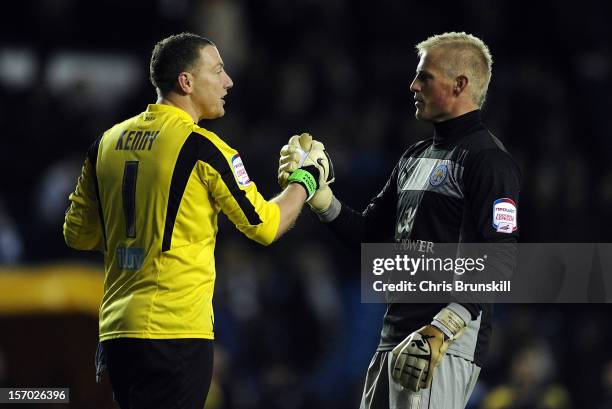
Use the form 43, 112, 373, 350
225, 73, 234, 89
409, 78, 419, 92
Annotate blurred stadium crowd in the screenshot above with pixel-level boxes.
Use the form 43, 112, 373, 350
1, 0, 611, 408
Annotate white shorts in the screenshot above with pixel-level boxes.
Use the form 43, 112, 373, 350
360, 350, 481, 409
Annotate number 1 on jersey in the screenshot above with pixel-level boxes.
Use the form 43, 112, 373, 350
122, 161, 139, 238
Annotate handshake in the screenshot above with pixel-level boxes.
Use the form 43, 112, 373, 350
278, 133, 335, 212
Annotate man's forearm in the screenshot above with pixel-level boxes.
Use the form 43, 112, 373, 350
271, 183, 307, 241
323, 198, 368, 249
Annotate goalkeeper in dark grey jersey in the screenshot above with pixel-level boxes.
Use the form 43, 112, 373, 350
279, 32, 521, 409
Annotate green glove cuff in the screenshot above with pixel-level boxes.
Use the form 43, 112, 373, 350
287, 168, 317, 200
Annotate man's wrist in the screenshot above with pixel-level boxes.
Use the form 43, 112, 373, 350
431, 306, 467, 341
285, 182, 308, 201
315, 195, 341, 222
430, 321, 452, 341
287, 168, 318, 200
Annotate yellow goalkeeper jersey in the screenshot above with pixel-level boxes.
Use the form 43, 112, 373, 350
64, 104, 280, 341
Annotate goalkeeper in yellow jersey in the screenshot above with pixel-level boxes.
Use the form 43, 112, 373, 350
63, 32, 330, 409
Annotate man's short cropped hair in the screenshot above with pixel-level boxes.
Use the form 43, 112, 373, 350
416, 32, 493, 107
150, 32, 214, 95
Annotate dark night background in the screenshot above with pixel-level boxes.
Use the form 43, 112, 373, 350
0, 1, 611, 408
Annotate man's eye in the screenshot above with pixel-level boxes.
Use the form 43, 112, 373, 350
418, 74, 430, 83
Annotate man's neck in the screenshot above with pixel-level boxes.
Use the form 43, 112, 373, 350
156, 95, 199, 123
432, 109, 484, 146
432, 102, 479, 123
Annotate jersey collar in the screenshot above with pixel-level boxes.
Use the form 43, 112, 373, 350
432, 109, 484, 147
146, 104, 195, 123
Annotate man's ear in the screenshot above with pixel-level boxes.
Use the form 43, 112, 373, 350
453, 75, 469, 96
177, 72, 193, 94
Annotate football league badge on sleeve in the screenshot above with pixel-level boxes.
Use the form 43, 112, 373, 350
231, 154, 252, 187
492, 198, 517, 233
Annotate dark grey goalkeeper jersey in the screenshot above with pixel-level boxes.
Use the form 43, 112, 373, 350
327, 110, 521, 366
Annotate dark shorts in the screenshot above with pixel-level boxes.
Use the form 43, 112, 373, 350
102, 338, 213, 409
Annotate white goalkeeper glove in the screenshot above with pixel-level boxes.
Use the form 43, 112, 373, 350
390, 307, 467, 392
278, 133, 335, 211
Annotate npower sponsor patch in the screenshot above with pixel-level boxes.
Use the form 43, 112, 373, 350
492, 198, 517, 233
231, 154, 251, 187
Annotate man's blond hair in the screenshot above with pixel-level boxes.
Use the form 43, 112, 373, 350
416, 32, 493, 107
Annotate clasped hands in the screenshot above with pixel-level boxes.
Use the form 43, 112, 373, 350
277, 133, 335, 212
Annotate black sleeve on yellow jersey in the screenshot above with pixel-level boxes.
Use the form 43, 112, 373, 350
88, 136, 108, 250
162, 133, 263, 251
64, 136, 107, 251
